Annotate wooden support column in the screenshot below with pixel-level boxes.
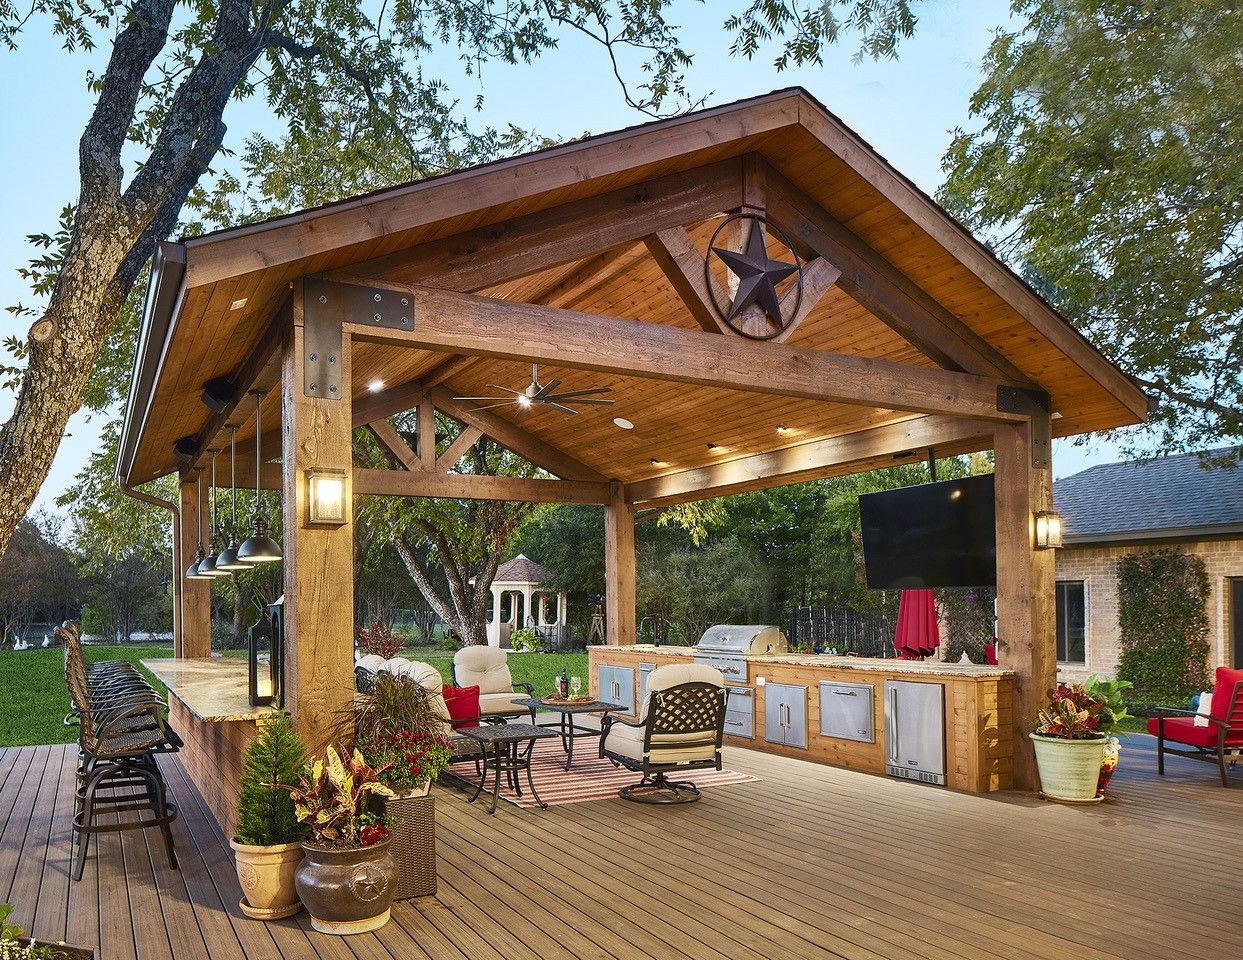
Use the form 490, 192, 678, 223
604, 482, 636, 646
177, 478, 211, 658
994, 417, 1056, 791
282, 286, 355, 751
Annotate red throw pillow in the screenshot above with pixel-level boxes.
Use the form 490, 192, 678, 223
442, 684, 481, 729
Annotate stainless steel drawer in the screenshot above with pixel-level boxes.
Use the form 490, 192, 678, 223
818, 681, 875, 743
724, 686, 754, 739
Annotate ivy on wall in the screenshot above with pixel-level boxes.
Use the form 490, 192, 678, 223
938, 588, 996, 664
1117, 550, 1211, 704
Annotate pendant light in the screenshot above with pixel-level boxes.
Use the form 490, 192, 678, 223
237, 389, 283, 563
215, 424, 252, 572
198, 450, 229, 577
185, 473, 212, 580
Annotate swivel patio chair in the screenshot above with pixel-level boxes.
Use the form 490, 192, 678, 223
600, 663, 727, 803
452, 646, 536, 720
58, 624, 180, 881
1148, 666, 1243, 787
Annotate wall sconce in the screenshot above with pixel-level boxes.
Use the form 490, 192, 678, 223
1034, 510, 1064, 549
247, 607, 281, 707
306, 467, 348, 526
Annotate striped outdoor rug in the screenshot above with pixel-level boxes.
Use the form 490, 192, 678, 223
457, 735, 761, 808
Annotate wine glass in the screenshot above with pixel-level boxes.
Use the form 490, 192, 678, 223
570, 675, 582, 698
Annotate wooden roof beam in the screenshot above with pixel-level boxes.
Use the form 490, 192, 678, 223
338, 280, 1028, 424
626, 415, 994, 507
354, 469, 609, 504
330, 159, 743, 294
367, 419, 420, 471
760, 159, 1034, 384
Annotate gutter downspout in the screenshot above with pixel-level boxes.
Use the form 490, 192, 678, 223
117, 479, 182, 656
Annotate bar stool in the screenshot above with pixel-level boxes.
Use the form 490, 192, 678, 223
58, 624, 180, 881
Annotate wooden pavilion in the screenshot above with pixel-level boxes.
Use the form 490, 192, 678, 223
116, 87, 1149, 800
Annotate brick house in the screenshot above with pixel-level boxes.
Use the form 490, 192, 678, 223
1052, 448, 1243, 683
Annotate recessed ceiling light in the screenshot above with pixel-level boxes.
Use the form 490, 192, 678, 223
229, 298, 248, 311
613, 417, 634, 430
650, 458, 665, 466
368, 379, 386, 393
775, 424, 789, 433
707, 443, 718, 450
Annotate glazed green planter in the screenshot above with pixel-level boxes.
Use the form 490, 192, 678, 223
1030, 733, 1107, 802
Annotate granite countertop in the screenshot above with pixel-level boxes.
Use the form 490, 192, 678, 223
590, 644, 1014, 679
142, 657, 277, 722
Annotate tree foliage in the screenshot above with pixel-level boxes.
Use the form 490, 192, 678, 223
234, 711, 307, 847
940, 0, 1243, 453
1117, 549, 1210, 704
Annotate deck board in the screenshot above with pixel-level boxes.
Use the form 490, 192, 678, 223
0, 738, 1238, 960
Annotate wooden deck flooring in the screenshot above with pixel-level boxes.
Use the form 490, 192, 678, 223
0, 737, 1239, 960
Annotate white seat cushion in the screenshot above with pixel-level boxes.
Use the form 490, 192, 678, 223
379, 657, 413, 675
479, 692, 531, 715
454, 646, 515, 695
355, 654, 387, 674
602, 720, 717, 765
639, 662, 724, 719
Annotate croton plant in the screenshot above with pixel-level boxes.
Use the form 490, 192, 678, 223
1032, 677, 1131, 740
285, 745, 395, 846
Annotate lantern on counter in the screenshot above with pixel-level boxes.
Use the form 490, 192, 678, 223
247, 596, 284, 707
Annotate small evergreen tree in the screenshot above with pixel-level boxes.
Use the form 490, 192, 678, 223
234, 712, 307, 847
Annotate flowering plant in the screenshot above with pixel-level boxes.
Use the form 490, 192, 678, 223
356, 727, 452, 793
283, 745, 395, 846
0, 905, 55, 960
357, 621, 404, 660
1032, 682, 1111, 739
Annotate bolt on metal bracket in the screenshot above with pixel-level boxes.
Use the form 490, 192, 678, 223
302, 279, 415, 399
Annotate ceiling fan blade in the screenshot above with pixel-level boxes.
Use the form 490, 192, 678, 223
543, 386, 614, 400
533, 378, 562, 400
485, 384, 526, 396
555, 397, 615, 405
453, 396, 511, 401
467, 400, 519, 411
545, 401, 580, 415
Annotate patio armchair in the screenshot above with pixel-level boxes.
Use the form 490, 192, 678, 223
1147, 666, 1243, 787
355, 660, 485, 769
452, 646, 536, 720
600, 663, 727, 803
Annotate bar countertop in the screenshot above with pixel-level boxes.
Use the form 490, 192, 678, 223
591, 644, 1015, 679
142, 657, 274, 723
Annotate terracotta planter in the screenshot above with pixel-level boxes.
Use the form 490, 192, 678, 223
1030, 733, 1107, 803
376, 788, 437, 900
295, 836, 397, 935
230, 838, 304, 920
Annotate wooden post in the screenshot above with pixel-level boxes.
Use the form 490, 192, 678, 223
282, 285, 355, 750
994, 417, 1056, 791
604, 481, 635, 646
177, 478, 211, 658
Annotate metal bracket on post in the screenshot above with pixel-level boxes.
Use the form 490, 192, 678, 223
302, 278, 416, 399
996, 386, 1052, 469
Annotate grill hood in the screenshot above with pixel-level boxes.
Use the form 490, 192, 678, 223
695, 625, 788, 655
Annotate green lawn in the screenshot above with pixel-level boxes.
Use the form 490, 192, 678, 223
0, 645, 588, 748
0, 644, 175, 747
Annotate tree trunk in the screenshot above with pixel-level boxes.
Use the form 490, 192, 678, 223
392, 533, 502, 646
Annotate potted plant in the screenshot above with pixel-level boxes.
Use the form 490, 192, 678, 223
285, 745, 397, 934
1030, 679, 1126, 802
509, 627, 542, 653
0, 903, 94, 959
230, 712, 308, 920
353, 673, 451, 899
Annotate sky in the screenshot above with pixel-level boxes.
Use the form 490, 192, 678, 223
0, 0, 1133, 516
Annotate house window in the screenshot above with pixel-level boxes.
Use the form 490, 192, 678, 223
1056, 581, 1086, 664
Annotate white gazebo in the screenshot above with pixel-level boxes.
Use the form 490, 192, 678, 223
486, 555, 567, 648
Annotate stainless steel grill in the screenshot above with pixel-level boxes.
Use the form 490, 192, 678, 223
692, 625, 788, 740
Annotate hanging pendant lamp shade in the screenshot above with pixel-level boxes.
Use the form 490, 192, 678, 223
238, 390, 283, 563
199, 450, 230, 577
185, 474, 212, 580
215, 424, 252, 572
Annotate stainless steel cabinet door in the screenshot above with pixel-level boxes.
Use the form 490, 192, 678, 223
883, 680, 945, 781
819, 681, 875, 743
763, 683, 807, 748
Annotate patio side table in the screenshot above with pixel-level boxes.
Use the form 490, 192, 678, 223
461, 723, 559, 815
514, 697, 626, 770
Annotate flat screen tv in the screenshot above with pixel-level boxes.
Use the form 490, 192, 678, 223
859, 473, 997, 589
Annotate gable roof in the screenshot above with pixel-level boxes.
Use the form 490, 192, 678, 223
120, 87, 1149, 489
1054, 448, 1243, 544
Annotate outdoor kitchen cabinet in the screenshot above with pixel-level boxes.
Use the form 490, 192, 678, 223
597, 664, 635, 715
819, 680, 875, 743
763, 682, 808, 749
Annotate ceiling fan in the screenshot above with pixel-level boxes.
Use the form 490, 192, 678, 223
454, 364, 614, 416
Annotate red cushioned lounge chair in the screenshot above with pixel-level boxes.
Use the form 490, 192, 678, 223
1148, 667, 1243, 787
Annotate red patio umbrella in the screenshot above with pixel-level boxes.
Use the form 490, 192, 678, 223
893, 589, 940, 660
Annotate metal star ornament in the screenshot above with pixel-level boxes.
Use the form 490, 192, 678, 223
711, 217, 800, 325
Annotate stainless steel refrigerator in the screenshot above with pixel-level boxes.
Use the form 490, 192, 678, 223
883, 680, 946, 785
